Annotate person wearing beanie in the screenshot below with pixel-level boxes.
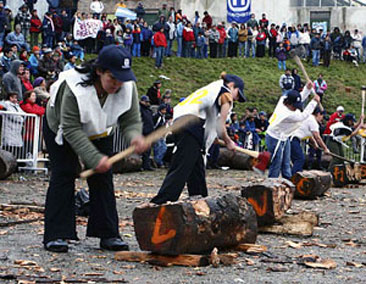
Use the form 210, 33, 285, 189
43, 45, 149, 253
324, 106, 345, 134
266, 81, 320, 179
29, 46, 40, 76
152, 103, 167, 168
151, 72, 247, 204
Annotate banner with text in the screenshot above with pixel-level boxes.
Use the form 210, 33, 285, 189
227, 0, 252, 23
73, 19, 103, 40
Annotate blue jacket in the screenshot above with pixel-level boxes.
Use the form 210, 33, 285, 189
228, 27, 239, 43
196, 35, 205, 47
42, 18, 54, 36
28, 54, 39, 75
5, 32, 26, 48
362, 36, 366, 48
310, 37, 322, 50
0, 11, 6, 33
142, 27, 152, 41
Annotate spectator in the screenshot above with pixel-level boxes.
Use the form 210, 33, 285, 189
323, 35, 332, 68
324, 106, 345, 134
52, 10, 63, 43
135, 2, 145, 19
60, 10, 71, 40
227, 22, 239, 58
193, 11, 200, 25
208, 24, 219, 58
153, 104, 167, 168
247, 13, 258, 29
0, 2, 7, 50
352, 29, 362, 61
123, 27, 133, 52
132, 24, 142, 57
15, 4, 31, 40
330, 27, 343, 59
310, 33, 322, 66
139, 95, 154, 171
196, 31, 205, 59
299, 28, 311, 58
268, 23, 278, 57
5, 24, 29, 51
90, 0, 104, 19
291, 68, 302, 92
165, 16, 176, 57
159, 3, 169, 20
362, 33, 366, 64
217, 23, 226, 58
63, 55, 76, 71
153, 15, 166, 32
2, 60, 24, 101
246, 26, 257, 58
0, 47, 13, 73
162, 90, 173, 117
3, 6, 11, 38
259, 13, 269, 28
255, 111, 269, 138
20, 68, 33, 93
256, 26, 267, 57
275, 42, 287, 70
154, 27, 167, 69
24, 0, 37, 13
37, 48, 56, 79
279, 68, 295, 95
32, 76, 50, 102
147, 80, 162, 107
29, 9, 42, 48
115, 29, 123, 45
71, 40, 84, 61
19, 49, 30, 69
202, 11, 212, 29
244, 114, 260, 150
176, 19, 184, 57
288, 26, 299, 49
313, 74, 327, 102
20, 89, 45, 115
42, 12, 55, 48
238, 24, 248, 58
183, 22, 195, 58
141, 21, 152, 56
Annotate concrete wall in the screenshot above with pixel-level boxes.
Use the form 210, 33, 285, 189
8, 0, 49, 18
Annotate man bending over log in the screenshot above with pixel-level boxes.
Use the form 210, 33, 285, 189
266, 81, 321, 179
151, 72, 247, 204
290, 107, 330, 175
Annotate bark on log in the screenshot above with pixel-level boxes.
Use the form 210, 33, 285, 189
112, 154, 142, 173
241, 178, 295, 226
0, 150, 17, 180
330, 163, 361, 187
291, 170, 333, 199
133, 194, 258, 255
217, 147, 254, 170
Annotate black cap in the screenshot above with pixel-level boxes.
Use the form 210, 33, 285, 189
96, 45, 136, 83
343, 113, 356, 123
225, 74, 246, 103
285, 90, 302, 109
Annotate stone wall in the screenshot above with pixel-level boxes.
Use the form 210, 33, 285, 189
78, 0, 176, 14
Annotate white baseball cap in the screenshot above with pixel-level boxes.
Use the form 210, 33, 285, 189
336, 106, 344, 112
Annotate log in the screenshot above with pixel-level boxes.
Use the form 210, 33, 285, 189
0, 150, 17, 179
112, 154, 142, 173
132, 194, 258, 255
114, 251, 210, 267
291, 170, 333, 199
280, 211, 319, 226
330, 164, 348, 187
217, 147, 254, 170
330, 163, 361, 187
241, 178, 295, 226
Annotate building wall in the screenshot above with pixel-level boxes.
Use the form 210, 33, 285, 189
8, 0, 49, 18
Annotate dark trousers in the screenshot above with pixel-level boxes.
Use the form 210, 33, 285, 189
43, 118, 120, 243
209, 42, 217, 58
151, 132, 207, 204
290, 137, 305, 176
324, 50, 331, 67
141, 40, 151, 56
269, 39, 277, 57
228, 41, 238, 57
141, 147, 152, 169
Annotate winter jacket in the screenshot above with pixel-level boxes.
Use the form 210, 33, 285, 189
183, 27, 195, 42
30, 15, 42, 33
61, 14, 71, 33
140, 103, 154, 135
238, 28, 248, 42
15, 10, 31, 31
132, 29, 142, 44
0, 55, 12, 73
42, 16, 54, 36
0, 10, 7, 33
217, 27, 226, 44
28, 54, 39, 75
228, 27, 239, 43
279, 74, 295, 91
2, 60, 23, 101
135, 5, 145, 19
202, 15, 212, 29
153, 31, 167, 47
5, 32, 26, 49
275, 47, 287, 61
141, 26, 152, 41
153, 111, 166, 129
53, 15, 63, 34
123, 33, 133, 46
21, 78, 33, 94
310, 37, 322, 50
147, 86, 161, 106
20, 100, 45, 141
314, 79, 327, 95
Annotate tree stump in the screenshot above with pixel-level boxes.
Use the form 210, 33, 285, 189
133, 194, 258, 255
217, 147, 254, 170
330, 163, 361, 187
0, 150, 17, 180
291, 170, 333, 199
241, 178, 295, 226
112, 154, 142, 173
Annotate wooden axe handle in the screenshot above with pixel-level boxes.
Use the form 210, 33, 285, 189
362, 86, 366, 122
80, 115, 198, 179
218, 139, 260, 159
293, 55, 324, 112
319, 147, 355, 164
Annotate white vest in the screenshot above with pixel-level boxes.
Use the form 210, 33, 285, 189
173, 80, 232, 150
50, 69, 133, 144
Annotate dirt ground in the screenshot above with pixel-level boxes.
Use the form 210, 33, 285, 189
0, 169, 366, 284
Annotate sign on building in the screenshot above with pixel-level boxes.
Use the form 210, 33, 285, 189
227, 0, 252, 23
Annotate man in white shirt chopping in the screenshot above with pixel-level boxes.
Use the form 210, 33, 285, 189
266, 81, 320, 179
290, 107, 330, 175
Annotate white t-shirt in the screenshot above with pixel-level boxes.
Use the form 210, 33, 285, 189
292, 115, 319, 140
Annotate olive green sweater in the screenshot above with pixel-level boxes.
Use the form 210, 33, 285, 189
46, 81, 142, 169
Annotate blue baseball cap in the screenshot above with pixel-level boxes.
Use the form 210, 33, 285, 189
96, 45, 136, 82
141, 95, 150, 102
224, 74, 246, 103
285, 90, 302, 109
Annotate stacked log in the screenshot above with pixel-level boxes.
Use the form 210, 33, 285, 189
0, 150, 17, 179
133, 194, 258, 255
291, 170, 333, 199
217, 147, 254, 170
241, 178, 295, 226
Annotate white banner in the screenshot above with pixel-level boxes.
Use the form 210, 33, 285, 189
73, 19, 103, 40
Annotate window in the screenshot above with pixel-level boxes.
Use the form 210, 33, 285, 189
306, 0, 320, 6
290, 0, 305, 6
336, 0, 351, 5
322, 0, 336, 6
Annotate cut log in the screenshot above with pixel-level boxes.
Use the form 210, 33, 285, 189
132, 194, 258, 255
112, 154, 142, 173
280, 211, 319, 226
291, 170, 333, 199
330, 163, 361, 187
0, 150, 17, 180
235, 243, 268, 253
330, 164, 348, 187
114, 251, 210, 267
359, 163, 366, 179
217, 147, 254, 170
241, 178, 295, 226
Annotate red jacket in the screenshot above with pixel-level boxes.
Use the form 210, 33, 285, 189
30, 16, 42, 33
217, 27, 226, 44
20, 101, 45, 141
324, 112, 345, 134
183, 27, 195, 42
21, 79, 33, 92
154, 31, 167, 48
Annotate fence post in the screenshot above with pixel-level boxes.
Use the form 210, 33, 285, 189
32, 115, 40, 169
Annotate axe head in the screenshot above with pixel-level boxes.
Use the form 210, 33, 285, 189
252, 151, 271, 175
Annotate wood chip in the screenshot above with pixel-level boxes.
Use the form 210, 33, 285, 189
304, 259, 337, 269
14, 260, 37, 266
49, 267, 60, 272
236, 243, 267, 253
286, 240, 302, 249
346, 261, 364, 268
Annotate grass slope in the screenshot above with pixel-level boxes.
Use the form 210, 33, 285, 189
132, 56, 366, 116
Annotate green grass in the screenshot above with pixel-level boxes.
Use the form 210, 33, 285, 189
87, 54, 366, 117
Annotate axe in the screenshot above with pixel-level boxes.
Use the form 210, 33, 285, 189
218, 140, 270, 175
289, 49, 324, 111
80, 115, 198, 179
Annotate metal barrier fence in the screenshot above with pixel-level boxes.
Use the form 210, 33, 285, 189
0, 110, 48, 173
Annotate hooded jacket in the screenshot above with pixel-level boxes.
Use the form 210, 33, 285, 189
2, 60, 23, 101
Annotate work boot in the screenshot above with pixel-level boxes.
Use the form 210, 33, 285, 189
44, 239, 68, 253
100, 237, 129, 251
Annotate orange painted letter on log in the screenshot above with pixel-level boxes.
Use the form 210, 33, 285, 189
248, 192, 268, 217
151, 206, 177, 245
333, 166, 344, 184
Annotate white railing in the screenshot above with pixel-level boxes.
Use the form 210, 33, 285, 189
0, 111, 48, 174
